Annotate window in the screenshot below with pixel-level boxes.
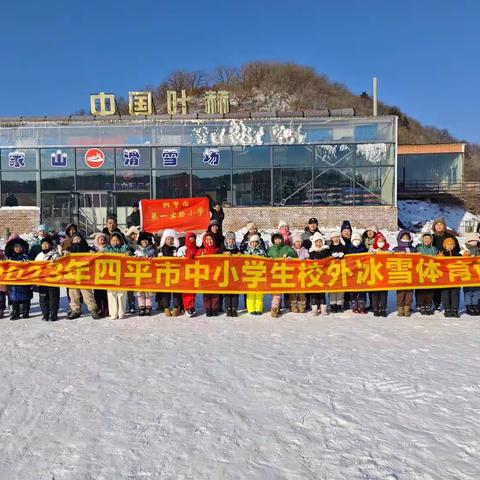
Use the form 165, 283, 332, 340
76, 147, 114, 170
153, 147, 191, 169
116, 192, 150, 207
313, 168, 353, 206
232, 146, 271, 168
1, 148, 37, 170
273, 168, 312, 206
314, 144, 355, 167
192, 169, 231, 204
41, 193, 72, 232
154, 170, 190, 199
41, 170, 75, 191
355, 143, 390, 167
41, 148, 74, 170
232, 169, 271, 206
354, 167, 395, 205
192, 147, 232, 168
115, 171, 150, 191
1, 171, 37, 206
115, 147, 151, 169
76, 171, 114, 190
273, 146, 312, 167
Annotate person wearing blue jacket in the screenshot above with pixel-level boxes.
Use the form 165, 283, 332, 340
5, 236, 32, 320
392, 230, 418, 317
346, 233, 368, 314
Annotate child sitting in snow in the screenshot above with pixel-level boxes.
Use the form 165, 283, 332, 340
290, 233, 309, 313
308, 232, 330, 316
392, 230, 417, 317
134, 232, 157, 316
245, 234, 267, 315
461, 232, 480, 316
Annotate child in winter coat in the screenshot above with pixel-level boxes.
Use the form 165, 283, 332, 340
461, 232, 480, 316
346, 233, 368, 314
290, 234, 309, 313
278, 221, 292, 246
199, 232, 221, 316
328, 232, 347, 313
134, 232, 157, 316
5, 235, 32, 320
340, 220, 353, 247
179, 232, 199, 317
267, 233, 297, 317
245, 234, 267, 315
362, 226, 378, 251
240, 222, 267, 253
415, 232, 438, 315
440, 237, 462, 318
93, 232, 110, 318
103, 232, 130, 320
392, 230, 418, 317
219, 232, 241, 317
369, 232, 390, 317
35, 236, 62, 322
0, 247, 7, 318
308, 232, 330, 316
158, 229, 181, 317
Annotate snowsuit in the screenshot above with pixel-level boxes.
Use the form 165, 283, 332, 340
244, 244, 267, 314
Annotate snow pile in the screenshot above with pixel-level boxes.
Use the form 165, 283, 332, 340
0, 300, 479, 479
398, 200, 480, 233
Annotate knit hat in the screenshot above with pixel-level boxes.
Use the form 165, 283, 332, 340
249, 234, 260, 243
351, 233, 363, 243
292, 233, 303, 244
36, 224, 49, 233
124, 225, 140, 237
224, 231, 236, 242
278, 220, 289, 229
209, 219, 220, 227
246, 222, 257, 231
311, 232, 325, 246
341, 220, 352, 233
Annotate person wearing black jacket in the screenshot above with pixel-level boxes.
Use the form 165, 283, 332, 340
440, 237, 461, 318
209, 200, 225, 229
126, 203, 141, 227
329, 232, 348, 313
240, 222, 267, 253
219, 232, 241, 317
206, 220, 224, 248
308, 232, 330, 316
346, 233, 368, 314
301, 217, 321, 250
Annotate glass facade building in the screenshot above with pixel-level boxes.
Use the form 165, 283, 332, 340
0, 115, 397, 230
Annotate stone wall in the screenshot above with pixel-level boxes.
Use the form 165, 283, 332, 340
222, 206, 398, 232
0, 207, 40, 236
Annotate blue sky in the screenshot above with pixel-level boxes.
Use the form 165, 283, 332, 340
0, 0, 478, 142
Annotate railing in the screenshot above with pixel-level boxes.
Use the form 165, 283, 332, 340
398, 181, 480, 194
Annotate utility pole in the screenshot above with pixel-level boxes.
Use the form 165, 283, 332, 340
373, 76, 378, 116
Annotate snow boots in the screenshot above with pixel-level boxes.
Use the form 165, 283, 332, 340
270, 307, 280, 318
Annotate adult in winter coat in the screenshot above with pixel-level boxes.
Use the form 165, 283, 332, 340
240, 222, 267, 253
158, 229, 181, 317
346, 233, 368, 314
290, 234, 309, 313
392, 230, 418, 317
179, 232, 199, 317
67, 234, 101, 320
439, 237, 461, 318
369, 232, 390, 317
267, 233, 298, 317
432, 218, 460, 310
199, 232, 221, 316
415, 232, 438, 315
29, 224, 53, 260
362, 226, 378, 251
219, 232, 241, 317
35, 236, 62, 322
308, 232, 330, 316
5, 235, 32, 320
461, 232, 480, 315
301, 217, 321, 250
61, 223, 80, 252
209, 201, 225, 229
93, 232, 110, 317
328, 231, 347, 313
126, 203, 141, 228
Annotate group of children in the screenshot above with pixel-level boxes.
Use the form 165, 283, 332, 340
0, 216, 478, 321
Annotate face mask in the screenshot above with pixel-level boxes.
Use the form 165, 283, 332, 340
352, 240, 361, 247
41, 246, 52, 253
377, 241, 385, 248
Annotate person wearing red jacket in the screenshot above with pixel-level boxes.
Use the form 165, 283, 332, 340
369, 232, 390, 317
198, 232, 221, 317
179, 232, 199, 317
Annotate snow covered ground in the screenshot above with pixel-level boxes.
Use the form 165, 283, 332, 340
0, 294, 479, 479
